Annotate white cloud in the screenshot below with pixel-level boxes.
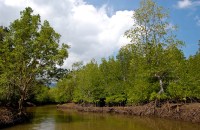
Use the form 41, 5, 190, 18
0, 0, 134, 69
177, 0, 200, 9
194, 16, 200, 26
177, 0, 192, 8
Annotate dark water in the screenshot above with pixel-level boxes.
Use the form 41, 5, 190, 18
3, 105, 200, 130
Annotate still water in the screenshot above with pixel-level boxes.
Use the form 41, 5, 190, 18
3, 105, 200, 130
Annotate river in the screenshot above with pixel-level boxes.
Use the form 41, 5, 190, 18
3, 105, 200, 130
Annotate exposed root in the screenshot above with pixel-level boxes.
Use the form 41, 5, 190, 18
58, 102, 200, 123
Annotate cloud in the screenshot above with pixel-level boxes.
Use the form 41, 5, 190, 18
176, 0, 200, 9
177, 0, 192, 8
194, 16, 200, 26
0, 0, 134, 69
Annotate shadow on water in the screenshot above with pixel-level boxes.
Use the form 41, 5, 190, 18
29, 106, 85, 124
3, 105, 200, 130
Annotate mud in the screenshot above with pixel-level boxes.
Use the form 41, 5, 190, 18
57, 102, 200, 123
0, 107, 30, 129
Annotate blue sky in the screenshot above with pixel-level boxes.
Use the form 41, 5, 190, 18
86, 0, 200, 57
86, 0, 140, 11
0, 0, 199, 68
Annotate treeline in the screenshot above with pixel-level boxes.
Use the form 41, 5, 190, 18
0, 0, 200, 109
53, 47, 200, 106
53, 0, 200, 106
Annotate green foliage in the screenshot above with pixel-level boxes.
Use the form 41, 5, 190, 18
73, 59, 104, 103
34, 86, 51, 103
53, 0, 199, 106
53, 78, 75, 103
1, 0, 199, 107
167, 52, 200, 101
0, 7, 69, 110
127, 78, 150, 104
150, 92, 168, 101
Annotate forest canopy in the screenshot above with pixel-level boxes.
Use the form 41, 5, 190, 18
0, 0, 200, 110
53, 0, 200, 106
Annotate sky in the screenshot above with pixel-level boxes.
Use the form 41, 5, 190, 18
0, 0, 199, 69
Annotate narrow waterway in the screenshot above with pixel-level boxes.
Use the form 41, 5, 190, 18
3, 105, 200, 130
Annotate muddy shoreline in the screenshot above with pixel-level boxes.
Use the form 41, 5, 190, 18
0, 107, 30, 129
57, 102, 200, 123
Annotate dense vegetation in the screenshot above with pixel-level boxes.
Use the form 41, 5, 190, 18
0, 0, 200, 111
52, 0, 200, 106
0, 7, 69, 114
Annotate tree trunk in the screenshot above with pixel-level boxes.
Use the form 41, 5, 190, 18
155, 74, 164, 95
158, 75, 164, 94
18, 95, 24, 115
18, 92, 25, 115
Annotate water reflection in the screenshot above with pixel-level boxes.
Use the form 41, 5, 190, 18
3, 105, 200, 130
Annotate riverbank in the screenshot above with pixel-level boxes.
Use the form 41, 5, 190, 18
57, 102, 200, 123
0, 107, 30, 129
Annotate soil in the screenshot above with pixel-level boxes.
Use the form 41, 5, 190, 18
0, 107, 30, 129
57, 102, 200, 123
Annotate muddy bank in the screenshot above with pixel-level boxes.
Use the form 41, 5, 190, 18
0, 107, 30, 129
57, 102, 200, 123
